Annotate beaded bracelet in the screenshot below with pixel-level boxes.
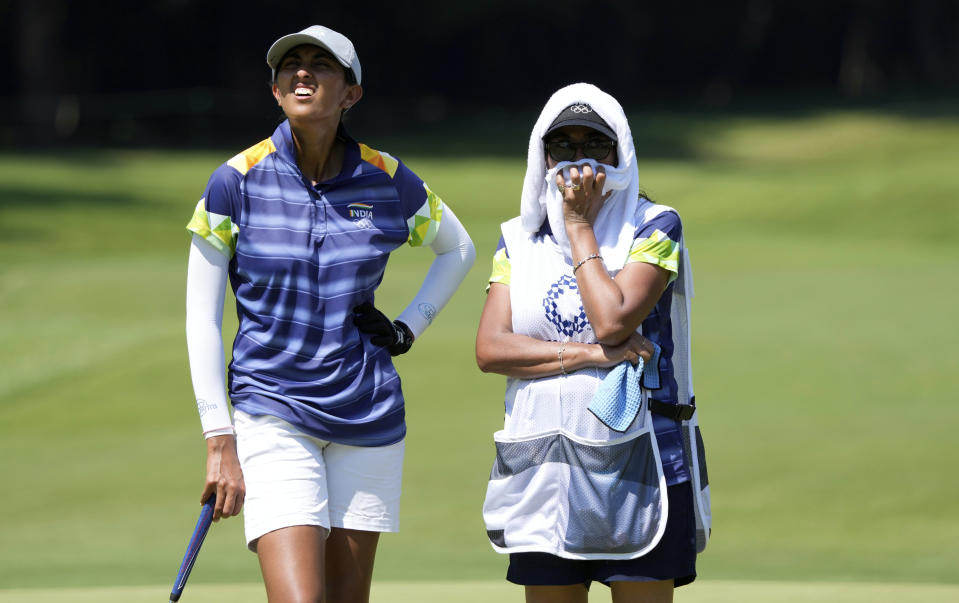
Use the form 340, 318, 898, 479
572, 253, 602, 274
558, 341, 568, 375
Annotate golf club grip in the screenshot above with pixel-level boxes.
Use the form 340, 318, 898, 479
169, 495, 216, 602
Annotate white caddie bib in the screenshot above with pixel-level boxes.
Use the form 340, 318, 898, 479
482, 201, 711, 559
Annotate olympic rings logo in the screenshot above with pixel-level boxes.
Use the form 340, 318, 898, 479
570, 104, 592, 113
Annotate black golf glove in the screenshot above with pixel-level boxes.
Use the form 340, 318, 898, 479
352, 302, 414, 356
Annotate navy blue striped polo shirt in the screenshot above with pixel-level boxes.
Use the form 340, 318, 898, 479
187, 120, 444, 446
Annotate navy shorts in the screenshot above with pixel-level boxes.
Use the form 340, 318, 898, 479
506, 481, 697, 589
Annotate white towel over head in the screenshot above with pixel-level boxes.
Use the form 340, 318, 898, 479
520, 83, 640, 267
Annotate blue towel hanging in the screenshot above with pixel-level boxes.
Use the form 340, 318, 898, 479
588, 359, 645, 432
642, 342, 662, 390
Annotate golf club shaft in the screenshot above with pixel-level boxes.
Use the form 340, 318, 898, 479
168, 494, 215, 602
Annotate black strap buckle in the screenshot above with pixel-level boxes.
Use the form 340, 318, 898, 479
648, 399, 696, 421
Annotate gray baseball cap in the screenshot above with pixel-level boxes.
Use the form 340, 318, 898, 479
267, 25, 362, 84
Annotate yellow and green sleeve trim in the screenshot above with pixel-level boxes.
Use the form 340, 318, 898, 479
407, 183, 444, 247
486, 247, 511, 291
186, 199, 238, 258
627, 229, 679, 282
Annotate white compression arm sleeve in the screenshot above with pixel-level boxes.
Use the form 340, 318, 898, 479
396, 204, 476, 337
185, 234, 234, 437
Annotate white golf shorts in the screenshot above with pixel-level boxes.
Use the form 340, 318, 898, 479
234, 410, 404, 549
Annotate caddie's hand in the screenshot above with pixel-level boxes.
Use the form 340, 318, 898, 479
352, 302, 414, 356
557, 163, 611, 226
597, 332, 653, 368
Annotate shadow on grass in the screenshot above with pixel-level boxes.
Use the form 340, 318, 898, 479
0, 184, 155, 210
0, 185, 174, 248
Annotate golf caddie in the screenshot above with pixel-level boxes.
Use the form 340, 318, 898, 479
184, 24, 474, 602
475, 83, 711, 602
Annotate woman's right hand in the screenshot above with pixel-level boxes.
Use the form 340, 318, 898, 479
558, 163, 611, 227
596, 332, 654, 368
202, 434, 245, 522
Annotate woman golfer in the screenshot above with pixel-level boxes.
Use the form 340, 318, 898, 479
184, 25, 475, 602
476, 83, 710, 602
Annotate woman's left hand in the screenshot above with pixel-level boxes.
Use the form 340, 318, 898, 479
557, 163, 612, 226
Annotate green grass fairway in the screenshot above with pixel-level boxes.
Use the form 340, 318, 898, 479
1, 580, 958, 603
1, 103, 958, 594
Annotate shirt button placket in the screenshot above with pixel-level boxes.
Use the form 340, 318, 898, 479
311, 187, 328, 299
310, 187, 328, 244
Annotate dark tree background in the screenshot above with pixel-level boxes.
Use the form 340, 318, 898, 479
2, 0, 957, 147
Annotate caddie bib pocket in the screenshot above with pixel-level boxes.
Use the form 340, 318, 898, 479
483, 419, 668, 560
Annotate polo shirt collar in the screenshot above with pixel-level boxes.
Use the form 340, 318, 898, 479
271, 119, 360, 184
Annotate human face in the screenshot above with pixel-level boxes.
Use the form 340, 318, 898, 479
544, 125, 618, 169
271, 44, 362, 124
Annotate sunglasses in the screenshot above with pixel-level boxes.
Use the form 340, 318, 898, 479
544, 139, 616, 162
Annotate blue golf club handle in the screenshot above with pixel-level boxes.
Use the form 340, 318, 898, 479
168, 494, 216, 602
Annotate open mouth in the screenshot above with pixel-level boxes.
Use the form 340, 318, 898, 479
294, 86, 314, 98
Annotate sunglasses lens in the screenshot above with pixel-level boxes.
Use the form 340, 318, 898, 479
547, 142, 575, 162
584, 141, 614, 160
547, 140, 614, 162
